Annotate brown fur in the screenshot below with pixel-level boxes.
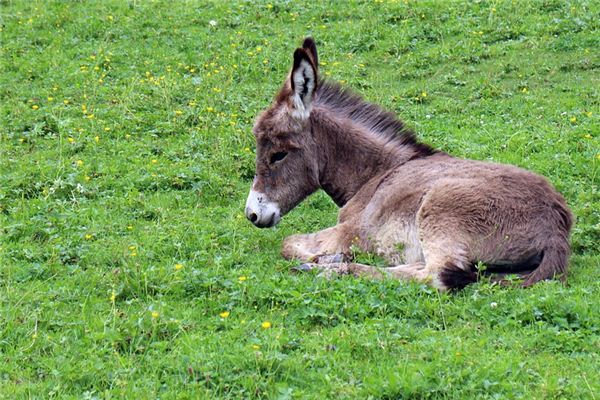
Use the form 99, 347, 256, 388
246, 38, 573, 290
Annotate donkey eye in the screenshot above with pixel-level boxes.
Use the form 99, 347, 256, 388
270, 152, 288, 164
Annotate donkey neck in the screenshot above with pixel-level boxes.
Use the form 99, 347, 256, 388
311, 107, 421, 207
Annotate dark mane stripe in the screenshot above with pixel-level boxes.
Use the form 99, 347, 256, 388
314, 80, 437, 157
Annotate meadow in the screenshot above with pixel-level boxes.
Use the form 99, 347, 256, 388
1, 0, 599, 398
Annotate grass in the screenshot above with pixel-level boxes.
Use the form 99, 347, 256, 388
0, 0, 599, 398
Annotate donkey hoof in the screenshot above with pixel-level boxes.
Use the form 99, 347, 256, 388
291, 263, 316, 273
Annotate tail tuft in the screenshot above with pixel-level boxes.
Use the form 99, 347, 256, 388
439, 262, 478, 291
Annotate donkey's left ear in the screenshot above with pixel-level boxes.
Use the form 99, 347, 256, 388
290, 47, 318, 119
302, 37, 318, 67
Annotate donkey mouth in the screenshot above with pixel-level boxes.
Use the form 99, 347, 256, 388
246, 207, 280, 228
253, 213, 279, 228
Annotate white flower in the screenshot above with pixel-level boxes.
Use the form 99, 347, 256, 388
490, 302, 498, 308
209, 20, 217, 27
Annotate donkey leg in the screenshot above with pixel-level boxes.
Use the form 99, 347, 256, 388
297, 255, 471, 291
295, 262, 389, 279
296, 262, 431, 281
282, 224, 355, 262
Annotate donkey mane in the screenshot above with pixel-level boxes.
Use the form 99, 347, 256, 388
314, 80, 437, 158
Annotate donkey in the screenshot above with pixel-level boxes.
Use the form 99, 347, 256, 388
245, 38, 573, 290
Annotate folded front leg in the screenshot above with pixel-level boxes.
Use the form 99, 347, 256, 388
281, 223, 356, 262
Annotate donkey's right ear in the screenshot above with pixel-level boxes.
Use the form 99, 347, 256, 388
290, 48, 318, 120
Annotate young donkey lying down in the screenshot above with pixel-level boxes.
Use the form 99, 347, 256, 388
245, 38, 573, 291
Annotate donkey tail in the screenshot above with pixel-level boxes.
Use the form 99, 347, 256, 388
439, 237, 570, 290
521, 238, 571, 287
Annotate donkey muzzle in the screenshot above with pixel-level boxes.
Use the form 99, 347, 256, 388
245, 189, 281, 228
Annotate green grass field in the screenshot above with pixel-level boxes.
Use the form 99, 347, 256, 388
1, 0, 599, 398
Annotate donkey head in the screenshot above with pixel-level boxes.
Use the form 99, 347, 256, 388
245, 38, 321, 228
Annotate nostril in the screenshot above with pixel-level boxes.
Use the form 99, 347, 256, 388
249, 212, 258, 223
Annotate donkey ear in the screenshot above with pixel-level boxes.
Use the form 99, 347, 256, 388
302, 37, 318, 67
290, 48, 318, 119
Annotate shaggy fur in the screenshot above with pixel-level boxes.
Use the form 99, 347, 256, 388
245, 37, 573, 290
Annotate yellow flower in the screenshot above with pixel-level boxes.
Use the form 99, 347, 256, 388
238, 276, 247, 282
47, 97, 54, 101
110, 291, 116, 302
597, 154, 600, 160
252, 344, 260, 350
219, 311, 230, 318
84, 234, 93, 240
586, 111, 592, 117
261, 321, 272, 329
175, 110, 183, 116
63, 99, 70, 105
175, 263, 184, 271
151, 159, 158, 164
84, 175, 91, 181
128, 245, 136, 251
570, 116, 577, 123
521, 87, 528, 93
104, 127, 110, 132
151, 311, 159, 319
31, 105, 39, 110
130, 252, 137, 257
68, 137, 75, 143
127, 225, 133, 230
76, 160, 84, 167
584, 134, 592, 139
95, 135, 100, 143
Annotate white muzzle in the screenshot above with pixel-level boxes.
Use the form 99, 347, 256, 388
245, 189, 281, 228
